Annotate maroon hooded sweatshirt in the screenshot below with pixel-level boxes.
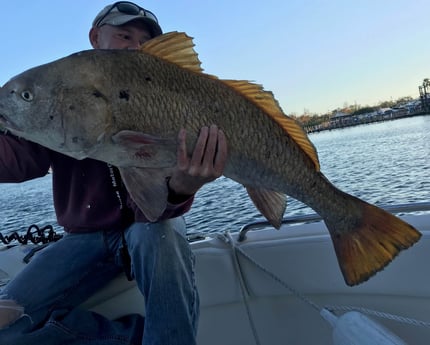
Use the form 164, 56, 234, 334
0, 134, 194, 233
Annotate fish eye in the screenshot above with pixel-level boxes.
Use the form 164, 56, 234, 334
21, 90, 34, 102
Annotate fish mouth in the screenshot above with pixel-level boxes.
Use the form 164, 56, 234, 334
0, 113, 21, 134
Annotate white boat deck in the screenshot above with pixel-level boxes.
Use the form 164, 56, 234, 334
85, 203, 430, 344
1, 203, 429, 344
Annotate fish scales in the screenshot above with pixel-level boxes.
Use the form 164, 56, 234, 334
94, 48, 316, 196
0, 32, 421, 286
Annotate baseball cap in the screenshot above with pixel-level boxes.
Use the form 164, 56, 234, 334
92, 2, 162, 38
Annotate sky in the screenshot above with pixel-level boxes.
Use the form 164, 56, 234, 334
1, 0, 429, 115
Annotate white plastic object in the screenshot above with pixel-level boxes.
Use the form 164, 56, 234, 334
320, 308, 407, 345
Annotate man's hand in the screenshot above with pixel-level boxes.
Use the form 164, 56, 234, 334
168, 125, 227, 197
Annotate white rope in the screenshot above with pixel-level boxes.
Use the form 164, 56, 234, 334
222, 232, 320, 311
220, 231, 430, 332
219, 232, 262, 345
326, 305, 430, 328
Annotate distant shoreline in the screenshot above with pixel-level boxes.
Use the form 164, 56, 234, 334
305, 112, 429, 134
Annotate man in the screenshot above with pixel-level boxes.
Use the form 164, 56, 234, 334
0, 2, 227, 344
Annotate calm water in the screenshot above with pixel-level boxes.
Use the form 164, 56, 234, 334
0, 115, 429, 236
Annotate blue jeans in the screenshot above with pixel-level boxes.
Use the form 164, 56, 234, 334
0, 217, 199, 345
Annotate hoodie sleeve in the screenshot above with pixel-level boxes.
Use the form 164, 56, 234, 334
0, 133, 51, 182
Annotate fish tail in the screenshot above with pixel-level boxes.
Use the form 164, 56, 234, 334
325, 198, 421, 286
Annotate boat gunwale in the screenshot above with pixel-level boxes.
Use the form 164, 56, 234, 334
238, 201, 430, 241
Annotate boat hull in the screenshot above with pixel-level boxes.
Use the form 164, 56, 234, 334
1, 212, 429, 344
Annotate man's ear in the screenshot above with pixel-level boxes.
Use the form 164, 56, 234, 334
88, 27, 100, 48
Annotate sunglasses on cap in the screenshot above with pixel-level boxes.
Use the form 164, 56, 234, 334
95, 1, 159, 27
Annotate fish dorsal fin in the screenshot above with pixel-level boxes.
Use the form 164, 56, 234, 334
141, 32, 319, 170
222, 80, 320, 171
140, 31, 203, 73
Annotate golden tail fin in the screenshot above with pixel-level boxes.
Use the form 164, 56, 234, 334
327, 201, 421, 286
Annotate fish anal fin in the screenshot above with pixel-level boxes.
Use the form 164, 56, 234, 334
246, 187, 287, 229
222, 80, 320, 171
140, 32, 203, 74
328, 202, 421, 286
119, 167, 170, 221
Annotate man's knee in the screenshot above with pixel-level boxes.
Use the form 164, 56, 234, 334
0, 300, 24, 329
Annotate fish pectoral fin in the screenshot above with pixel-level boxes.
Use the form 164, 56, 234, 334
119, 167, 170, 221
246, 187, 287, 229
112, 130, 177, 168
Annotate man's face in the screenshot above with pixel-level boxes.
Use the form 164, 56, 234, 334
90, 21, 152, 50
